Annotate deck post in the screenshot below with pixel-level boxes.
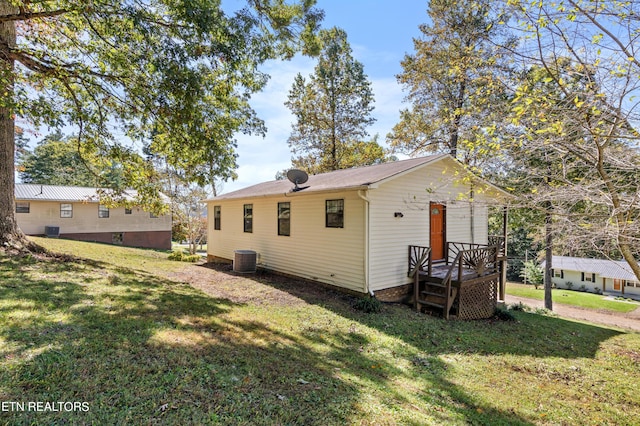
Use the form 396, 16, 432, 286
499, 206, 508, 301
414, 267, 421, 312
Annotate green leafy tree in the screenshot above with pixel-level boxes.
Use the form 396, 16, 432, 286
520, 260, 543, 289
19, 132, 124, 187
285, 135, 394, 176
285, 27, 380, 173
0, 0, 323, 250
388, 0, 516, 166
505, 0, 640, 290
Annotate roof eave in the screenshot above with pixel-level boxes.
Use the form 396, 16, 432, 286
203, 184, 371, 202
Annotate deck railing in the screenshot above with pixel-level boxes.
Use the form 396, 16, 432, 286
488, 235, 506, 256
411, 243, 500, 319
408, 245, 432, 277
441, 245, 499, 319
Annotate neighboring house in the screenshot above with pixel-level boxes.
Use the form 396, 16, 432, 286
205, 154, 510, 312
15, 184, 172, 250
545, 256, 640, 298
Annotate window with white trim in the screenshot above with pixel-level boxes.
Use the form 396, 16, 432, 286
60, 203, 73, 218
98, 204, 110, 218
16, 202, 30, 213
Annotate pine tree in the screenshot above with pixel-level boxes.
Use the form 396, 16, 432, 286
285, 27, 383, 173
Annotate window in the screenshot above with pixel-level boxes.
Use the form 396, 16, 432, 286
244, 204, 253, 233
15, 202, 30, 213
112, 233, 123, 245
60, 203, 73, 218
98, 204, 110, 218
326, 199, 344, 228
553, 269, 563, 278
278, 202, 290, 236
213, 205, 221, 230
583, 272, 595, 282
125, 208, 132, 215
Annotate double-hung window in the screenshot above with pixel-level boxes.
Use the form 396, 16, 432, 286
278, 202, 290, 236
326, 199, 344, 228
213, 206, 221, 230
60, 203, 73, 218
98, 204, 110, 218
244, 204, 253, 233
16, 202, 30, 213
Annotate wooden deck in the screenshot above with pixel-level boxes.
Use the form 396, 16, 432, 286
420, 262, 499, 284
409, 242, 504, 320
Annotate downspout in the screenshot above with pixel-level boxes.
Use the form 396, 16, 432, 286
470, 184, 475, 244
357, 189, 372, 296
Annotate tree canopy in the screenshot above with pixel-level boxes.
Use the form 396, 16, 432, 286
388, 0, 516, 166
0, 0, 323, 249
504, 0, 640, 284
284, 27, 383, 173
19, 131, 124, 187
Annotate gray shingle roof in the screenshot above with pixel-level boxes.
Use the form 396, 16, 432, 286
547, 256, 639, 282
15, 184, 145, 203
209, 154, 475, 201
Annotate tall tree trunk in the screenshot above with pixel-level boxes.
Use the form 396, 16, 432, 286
544, 202, 553, 311
0, 2, 35, 251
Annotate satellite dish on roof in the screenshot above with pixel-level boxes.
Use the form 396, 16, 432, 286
286, 169, 309, 192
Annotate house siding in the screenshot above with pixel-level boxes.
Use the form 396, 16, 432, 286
367, 159, 490, 292
553, 271, 640, 298
207, 191, 366, 293
552, 270, 598, 292
16, 201, 172, 249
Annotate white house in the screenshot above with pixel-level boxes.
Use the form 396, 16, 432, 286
15, 184, 172, 250
546, 256, 640, 298
205, 154, 510, 303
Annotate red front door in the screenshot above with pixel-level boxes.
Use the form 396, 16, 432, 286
430, 203, 445, 261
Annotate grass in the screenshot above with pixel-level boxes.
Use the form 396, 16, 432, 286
0, 238, 638, 424
507, 282, 640, 313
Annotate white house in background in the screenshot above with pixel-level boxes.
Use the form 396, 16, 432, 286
545, 256, 640, 298
15, 184, 172, 250
205, 154, 510, 302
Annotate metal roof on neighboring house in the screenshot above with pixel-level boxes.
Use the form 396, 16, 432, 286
545, 256, 639, 282
206, 154, 511, 201
15, 183, 145, 203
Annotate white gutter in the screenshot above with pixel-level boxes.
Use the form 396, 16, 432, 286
357, 189, 373, 296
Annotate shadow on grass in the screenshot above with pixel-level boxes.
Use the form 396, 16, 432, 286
0, 253, 438, 424
0, 251, 625, 425
194, 262, 629, 424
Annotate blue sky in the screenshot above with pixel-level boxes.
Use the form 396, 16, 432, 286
224, 0, 430, 193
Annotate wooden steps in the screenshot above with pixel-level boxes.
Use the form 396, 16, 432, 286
410, 243, 501, 320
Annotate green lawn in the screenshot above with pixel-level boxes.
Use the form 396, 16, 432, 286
0, 238, 639, 425
507, 282, 640, 313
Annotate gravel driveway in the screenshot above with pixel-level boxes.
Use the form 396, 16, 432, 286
505, 295, 640, 332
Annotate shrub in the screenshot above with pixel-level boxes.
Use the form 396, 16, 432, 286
565, 281, 574, 290
594, 288, 603, 295
168, 251, 201, 263
352, 296, 382, 313
168, 250, 185, 261
519, 261, 543, 289
509, 301, 527, 312
494, 306, 516, 321
579, 284, 587, 292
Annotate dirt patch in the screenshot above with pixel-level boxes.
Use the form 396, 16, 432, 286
165, 262, 354, 308
165, 262, 640, 332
